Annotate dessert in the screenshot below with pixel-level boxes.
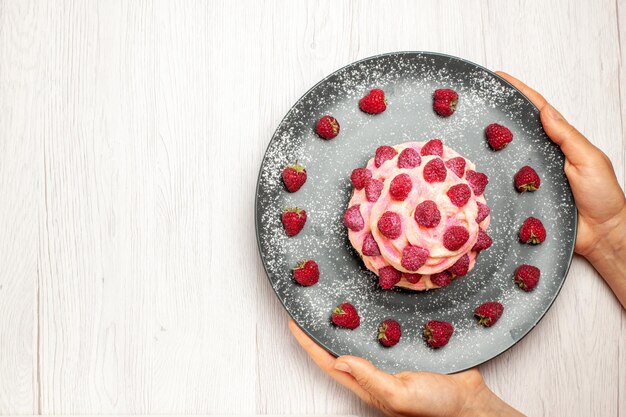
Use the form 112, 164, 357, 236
331, 303, 360, 329
282, 162, 307, 192
514, 264, 541, 291
378, 319, 401, 347
474, 301, 504, 327
292, 260, 320, 286
316, 115, 340, 139
344, 141, 492, 290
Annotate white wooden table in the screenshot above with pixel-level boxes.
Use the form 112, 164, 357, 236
1, 1, 624, 416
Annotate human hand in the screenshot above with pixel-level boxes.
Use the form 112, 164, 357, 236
288, 320, 524, 417
496, 72, 626, 259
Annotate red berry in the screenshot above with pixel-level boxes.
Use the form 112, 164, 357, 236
431, 271, 453, 287
282, 162, 307, 193
472, 229, 493, 252
377, 211, 402, 239
519, 217, 546, 244
514, 264, 541, 291
448, 254, 470, 277
359, 88, 387, 114
485, 123, 513, 150
402, 272, 422, 284
389, 173, 413, 201
447, 184, 472, 207
281, 208, 307, 236
466, 170, 489, 196
420, 139, 444, 157
331, 303, 360, 329
365, 178, 384, 202
514, 165, 541, 192
424, 320, 454, 348
292, 260, 320, 286
362, 232, 381, 256
443, 226, 470, 251
379, 266, 402, 289
374, 145, 398, 168
344, 205, 364, 232
476, 202, 491, 223
433, 89, 459, 117
378, 319, 402, 347
401, 245, 429, 271
398, 147, 421, 169
315, 115, 340, 139
445, 157, 466, 178
475, 301, 504, 327
423, 158, 447, 183
351, 168, 372, 190
414, 200, 441, 228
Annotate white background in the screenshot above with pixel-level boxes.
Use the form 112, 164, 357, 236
0, 1, 624, 416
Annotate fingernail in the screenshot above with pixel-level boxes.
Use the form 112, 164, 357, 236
544, 104, 563, 121
334, 362, 352, 374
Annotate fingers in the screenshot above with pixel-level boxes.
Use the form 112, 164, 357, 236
334, 355, 404, 404
495, 71, 548, 110
287, 320, 372, 403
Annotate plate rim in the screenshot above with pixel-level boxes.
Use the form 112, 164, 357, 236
254, 50, 578, 374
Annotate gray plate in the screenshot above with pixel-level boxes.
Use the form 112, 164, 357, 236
255, 52, 576, 374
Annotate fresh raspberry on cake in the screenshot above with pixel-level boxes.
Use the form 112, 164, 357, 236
414, 200, 441, 228
475, 301, 504, 327
423, 158, 447, 183
476, 202, 491, 223
401, 245, 429, 271
398, 147, 421, 168
377, 211, 402, 239
514, 264, 540, 291
447, 184, 472, 207
315, 115, 340, 139
365, 178, 384, 202
281, 208, 307, 236
378, 266, 402, 289
343, 205, 364, 232
519, 217, 546, 244
292, 260, 319, 286
424, 320, 454, 348
378, 319, 402, 347
331, 303, 360, 329
448, 254, 470, 277
282, 162, 307, 193
403, 272, 422, 284
443, 226, 470, 251
362, 232, 381, 256
350, 168, 372, 190
420, 139, 444, 157
433, 89, 459, 117
359, 88, 387, 114
389, 173, 413, 201
445, 157, 466, 178
472, 229, 493, 252
374, 145, 398, 168
431, 271, 454, 288
514, 165, 541, 192
485, 123, 513, 150
466, 170, 489, 196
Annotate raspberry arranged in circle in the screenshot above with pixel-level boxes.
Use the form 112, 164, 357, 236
377, 211, 402, 239
443, 226, 470, 251
423, 158, 447, 183
401, 245, 429, 271
414, 200, 441, 228
389, 173, 413, 201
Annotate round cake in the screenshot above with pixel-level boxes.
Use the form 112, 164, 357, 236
344, 140, 492, 291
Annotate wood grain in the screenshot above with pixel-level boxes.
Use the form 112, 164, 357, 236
0, 0, 624, 416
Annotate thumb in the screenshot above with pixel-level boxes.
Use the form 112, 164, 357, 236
334, 356, 403, 402
540, 104, 599, 166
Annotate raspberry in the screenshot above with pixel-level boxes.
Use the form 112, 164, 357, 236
472, 229, 493, 252
292, 260, 320, 286
466, 170, 489, 196
433, 89, 459, 117
445, 157, 466, 178
514, 165, 541, 192
423, 158, 447, 183
374, 145, 398, 168
359, 89, 387, 114
514, 264, 541, 291
401, 245, 429, 271
476, 202, 491, 223
519, 217, 546, 244
350, 168, 372, 190
378, 319, 402, 347
431, 271, 453, 287
414, 200, 441, 228
475, 301, 504, 327
362, 232, 381, 256
331, 303, 360, 329
365, 178, 384, 202
377, 211, 402, 239
485, 123, 513, 150
448, 254, 470, 277
379, 266, 402, 289
420, 139, 444, 157
397, 147, 421, 169
402, 272, 422, 284
443, 226, 470, 251
343, 205, 364, 232
389, 173, 413, 201
423, 320, 454, 348
447, 184, 472, 207
282, 162, 307, 193
315, 115, 340, 139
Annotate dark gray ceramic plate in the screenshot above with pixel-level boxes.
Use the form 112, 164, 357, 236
255, 52, 576, 374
